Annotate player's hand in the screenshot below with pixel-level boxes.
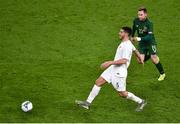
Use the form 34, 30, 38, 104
131, 37, 141, 42
136, 57, 144, 64
140, 58, 144, 65
140, 59, 144, 65
100, 61, 113, 70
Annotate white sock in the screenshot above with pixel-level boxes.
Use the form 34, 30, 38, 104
86, 84, 101, 103
126, 92, 142, 104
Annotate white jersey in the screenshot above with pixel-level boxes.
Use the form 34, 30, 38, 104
111, 40, 136, 77
101, 40, 136, 91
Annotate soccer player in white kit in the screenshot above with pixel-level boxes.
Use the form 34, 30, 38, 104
76, 27, 147, 112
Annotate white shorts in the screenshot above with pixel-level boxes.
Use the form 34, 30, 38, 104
101, 66, 126, 91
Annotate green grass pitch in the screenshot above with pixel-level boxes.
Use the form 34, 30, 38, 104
0, 0, 180, 122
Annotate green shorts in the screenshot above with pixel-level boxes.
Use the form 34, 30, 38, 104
138, 44, 157, 55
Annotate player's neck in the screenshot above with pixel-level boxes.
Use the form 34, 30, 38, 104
122, 37, 129, 42
140, 17, 148, 22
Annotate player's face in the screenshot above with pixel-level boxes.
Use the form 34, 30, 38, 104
119, 29, 125, 39
138, 11, 147, 21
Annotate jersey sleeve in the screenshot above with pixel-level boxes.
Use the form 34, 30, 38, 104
132, 44, 136, 51
132, 19, 136, 37
148, 22, 153, 34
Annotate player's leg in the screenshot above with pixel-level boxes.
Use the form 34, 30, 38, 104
119, 91, 142, 104
112, 77, 147, 111
86, 76, 106, 104
118, 91, 146, 112
76, 66, 113, 109
75, 76, 107, 109
150, 45, 165, 81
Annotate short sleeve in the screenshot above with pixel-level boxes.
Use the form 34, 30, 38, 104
132, 44, 136, 51
132, 18, 137, 37
148, 22, 153, 34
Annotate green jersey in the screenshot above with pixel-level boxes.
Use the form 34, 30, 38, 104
132, 18, 156, 45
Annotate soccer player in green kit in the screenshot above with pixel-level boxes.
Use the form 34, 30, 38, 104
132, 7, 166, 81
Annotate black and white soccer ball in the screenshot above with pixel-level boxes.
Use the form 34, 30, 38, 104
21, 101, 33, 112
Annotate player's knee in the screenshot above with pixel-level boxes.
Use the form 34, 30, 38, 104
95, 79, 100, 86
138, 59, 144, 64
151, 55, 159, 64
95, 77, 105, 87
119, 91, 128, 98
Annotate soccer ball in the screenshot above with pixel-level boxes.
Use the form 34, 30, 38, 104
21, 101, 33, 112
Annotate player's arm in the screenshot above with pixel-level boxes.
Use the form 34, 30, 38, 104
131, 44, 144, 64
100, 59, 127, 70
133, 50, 144, 64
132, 19, 136, 37
111, 58, 128, 65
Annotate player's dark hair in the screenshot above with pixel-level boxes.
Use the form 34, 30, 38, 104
138, 6, 147, 13
122, 27, 132, 36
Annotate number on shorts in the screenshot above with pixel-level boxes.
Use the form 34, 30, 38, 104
152, 45, 157, 53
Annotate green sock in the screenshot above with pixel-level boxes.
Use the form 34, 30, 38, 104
155, 62, 165, 74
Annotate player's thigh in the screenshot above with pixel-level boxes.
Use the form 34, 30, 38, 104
138, 44, 147, 55
95, 76, 107, 86
100, 66, 112, 84
97, 67, 113, 86
111, 76, 126, 92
